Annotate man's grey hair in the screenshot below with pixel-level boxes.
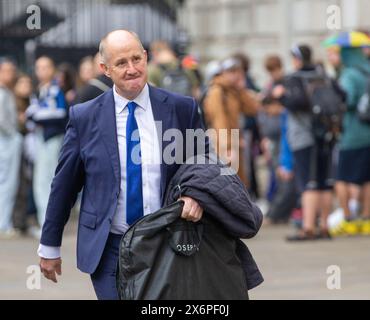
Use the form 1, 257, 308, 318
99, 30, 145, 64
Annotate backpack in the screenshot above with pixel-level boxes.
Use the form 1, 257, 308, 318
356, 69, 370, 124
160, 64, 193, 97
294, 70, 345, 142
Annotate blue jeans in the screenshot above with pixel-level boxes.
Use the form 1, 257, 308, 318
0, 134, 22, 231
33, 133, 63, 227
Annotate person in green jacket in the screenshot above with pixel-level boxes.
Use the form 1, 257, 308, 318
332, 47, 370, 236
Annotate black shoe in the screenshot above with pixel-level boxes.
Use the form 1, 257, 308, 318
316, 229, 332, 240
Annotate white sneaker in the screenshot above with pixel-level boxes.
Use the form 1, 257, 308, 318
0, 228, 22, 240
327, 208, 344, 230
28, 226, 42, 240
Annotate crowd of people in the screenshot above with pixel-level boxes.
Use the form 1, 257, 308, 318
0, 53, 112, 239
201, 37, 370, 240
1, 33, 370, 241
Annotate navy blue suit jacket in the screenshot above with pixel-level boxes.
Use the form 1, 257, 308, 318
40, 85, 208, 274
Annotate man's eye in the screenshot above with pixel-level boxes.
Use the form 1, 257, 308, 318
116, 61, 126, 67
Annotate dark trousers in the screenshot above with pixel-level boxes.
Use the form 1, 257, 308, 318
90, 233, 122, 300
266, 178, 297, 222
13, 155, 30, 231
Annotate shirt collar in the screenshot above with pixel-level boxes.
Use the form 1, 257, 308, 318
113, 83, 149, 114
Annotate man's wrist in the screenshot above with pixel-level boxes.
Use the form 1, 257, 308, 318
38, 244, 61, 259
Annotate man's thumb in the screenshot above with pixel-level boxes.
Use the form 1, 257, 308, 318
56, 261, 62, 275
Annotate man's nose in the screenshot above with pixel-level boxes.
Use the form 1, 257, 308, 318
126, 61, 137, 74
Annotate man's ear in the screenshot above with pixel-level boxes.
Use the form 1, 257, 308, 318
100, 63, 111, 78
143, 50, 148, 62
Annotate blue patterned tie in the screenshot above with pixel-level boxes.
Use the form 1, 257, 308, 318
126, 101, 143, 225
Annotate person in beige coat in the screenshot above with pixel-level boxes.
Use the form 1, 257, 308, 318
203, 58, 260, 186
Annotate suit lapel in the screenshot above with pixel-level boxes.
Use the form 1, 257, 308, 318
149, 86, 172, 203
95, 89, 121, 185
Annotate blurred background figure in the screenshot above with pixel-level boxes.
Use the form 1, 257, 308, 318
26, 56, 68, 236
359, 30, 370, 62
259, 55, 284, 202
73, 53, 113, 104
233, 53, 261, 199
203, 57, 260, 186
181, 54, 203, 93
12, 74, 34, 235
14, 74, 33, 130
0, 58, 22, 238
233, 53, 260, 92
364, 45, 370, 62
198, 60, 223, 126
272, 45, 344, 240
148, 40, 200, 98
326, 46, 342, 79
76, 56, 95, 89
260, 55, 297, 225
332, 46, 370, 236
56, 63, 77, 106
203, 60, 223, 87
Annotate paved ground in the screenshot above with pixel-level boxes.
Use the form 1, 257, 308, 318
1, 221, 369, 300
248, 225, 370, 300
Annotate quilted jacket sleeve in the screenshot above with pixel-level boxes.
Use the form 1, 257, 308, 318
166, 159, 263, 239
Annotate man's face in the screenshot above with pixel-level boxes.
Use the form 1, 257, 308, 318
102, 38, 148, 100
35, 57, 55, 84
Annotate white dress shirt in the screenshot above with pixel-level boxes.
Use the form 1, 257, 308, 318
38, 84, 161, 259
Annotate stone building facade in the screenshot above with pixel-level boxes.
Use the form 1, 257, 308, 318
179, 0, 370, 84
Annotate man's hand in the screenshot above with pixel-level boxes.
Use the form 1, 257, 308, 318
39, 258, 62, 283
178, 196, 203, 222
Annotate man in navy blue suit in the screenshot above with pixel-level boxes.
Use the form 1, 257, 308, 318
38, 30, 206, 299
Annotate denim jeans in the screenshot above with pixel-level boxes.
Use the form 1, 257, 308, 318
33, 133, 63, 227
0, 133, 22, 231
